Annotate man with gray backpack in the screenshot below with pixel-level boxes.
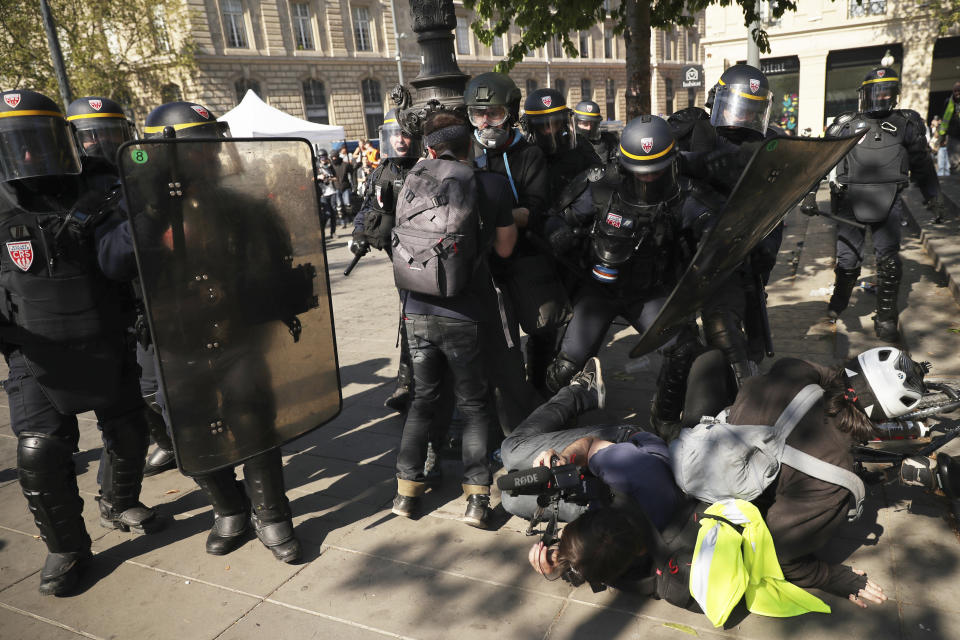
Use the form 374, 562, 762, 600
391, 111, 517, 527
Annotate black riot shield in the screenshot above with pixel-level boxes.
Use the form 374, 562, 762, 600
629, 134, 863, 358
118, 138, 341, 475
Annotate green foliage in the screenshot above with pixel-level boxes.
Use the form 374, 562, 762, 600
464, 0, 798, 71
925, 0, 960, 35
0, 0, 195, 114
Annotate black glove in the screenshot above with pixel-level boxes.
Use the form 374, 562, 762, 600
543, 216, 576, 256
800, 193, 818, 216
350, 235, 369, 257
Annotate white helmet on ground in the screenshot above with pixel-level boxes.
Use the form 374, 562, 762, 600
844, 347, 929, 420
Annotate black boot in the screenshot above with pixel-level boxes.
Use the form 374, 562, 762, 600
702, 312, 755, 388
874, 255, 902, 342
244, 449, 300, 563
98, 421, 163, 534
827, 266, 861, 319
525, 332, 557, 394
17, 433, 92, 596
142, 405, 175, 477
650, 332, 699, 441
384, 361, 412, 413
544, 352, 581, 396
195, 468, 250, 555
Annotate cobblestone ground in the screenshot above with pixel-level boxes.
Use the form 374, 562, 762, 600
0, 187, 959, 639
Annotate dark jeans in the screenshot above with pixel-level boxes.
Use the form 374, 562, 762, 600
559, 288, 667, 365
397, 314, 494, 487
835, 194, 902, 270
320, 194, 337, 236
500, 384, 628, 521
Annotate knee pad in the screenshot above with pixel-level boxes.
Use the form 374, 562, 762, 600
545, 353, 581, 395
876, 254, 902, 282
17, 432, 75, 475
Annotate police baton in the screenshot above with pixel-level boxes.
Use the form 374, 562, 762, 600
343, 249, 365, 276
816, 210, 867, 229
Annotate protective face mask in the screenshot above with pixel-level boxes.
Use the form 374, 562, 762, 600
475, 125, 511, 149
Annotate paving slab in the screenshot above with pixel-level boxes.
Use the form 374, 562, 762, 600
0, 604, 92, 640
218, 601, 398, 640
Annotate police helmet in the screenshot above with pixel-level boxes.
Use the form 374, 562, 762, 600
523, 88, 575, 155
143, 101, 230, 139
379, 109, 422, 160
573, 100, 603, 142
845, 347, 929, 421
617, 115, 679, 206
709, 64, 772, 136
317, 148, 329, 159
66, 96, 137, 166
0, 89, 81, 183
858, 67, 899, 115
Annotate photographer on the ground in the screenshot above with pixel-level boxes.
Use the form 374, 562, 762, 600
498, 359, 682, 579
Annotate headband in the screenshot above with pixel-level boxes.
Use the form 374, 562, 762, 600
424, 125, 470, 147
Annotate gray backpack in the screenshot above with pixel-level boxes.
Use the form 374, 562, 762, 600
391, 158, 482, 297
669, 384, 866, 522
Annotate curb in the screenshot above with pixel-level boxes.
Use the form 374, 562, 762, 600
900, 181, 960, 307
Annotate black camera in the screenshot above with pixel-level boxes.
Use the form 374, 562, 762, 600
497, 464, 605, 507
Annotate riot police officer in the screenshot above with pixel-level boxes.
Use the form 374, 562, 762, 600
573, 99, 619, 165
66, 96, 136, 167
66, 97, 174, 477
543, 116, 703, 439
688, 64, 782, 385
801, 67, 940, 342
0, 89, 162, 596
108, 101, 303, 563
351, 109, 422, 411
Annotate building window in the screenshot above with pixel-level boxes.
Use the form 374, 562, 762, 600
235, 79, 262, 103
361, 78, 383, 138
581, 77, 592, 100
688, 87, 696, 108
455, 17, 471, 55
555, 78, 566, 101
579, 31, 589, 58
525, 78, 538, 97
605, 78, 615, 120
550, 35, 563, 59
665, 78, 674, 114
161, 83, 182, 103
848, 0, 885, 16
303, 79, 328, 124
492, 33, 504, 56
604, 29, 614, 59
353, 5, 373, 52
153, 7, 171, 52
663, 32, 673, 61
222, 0, 248, 48
292, 2, 314, 50
687, 31, 698, 61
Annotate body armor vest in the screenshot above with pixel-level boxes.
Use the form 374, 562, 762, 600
362, 160, 412, 250
834, 112, 909, 222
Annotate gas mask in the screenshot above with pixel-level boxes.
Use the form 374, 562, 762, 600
589, 201, 645, 283
474, 125, 512, 150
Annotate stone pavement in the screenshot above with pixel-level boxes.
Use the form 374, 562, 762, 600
1, 188, 960, 640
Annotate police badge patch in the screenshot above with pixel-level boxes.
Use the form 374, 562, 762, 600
877, 69, 886, 78
749, 79, 760, 93
6, 241, 33, 271
191, 105, 210, 119
640, 137, 654, 153
542, 96, 553, 108
88, 99, 103, 111
4, 94, 20, 109
606, 212, 623, 228
375, 184, 383, 208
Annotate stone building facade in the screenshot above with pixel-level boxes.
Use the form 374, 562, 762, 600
154, 1, 706, 141
702, 0, 960, 134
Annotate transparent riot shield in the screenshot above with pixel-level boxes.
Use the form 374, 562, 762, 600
118, 138, 341, 475
629, 134, 864, 358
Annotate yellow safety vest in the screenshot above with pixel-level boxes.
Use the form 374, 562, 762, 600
689, 499, 831, 627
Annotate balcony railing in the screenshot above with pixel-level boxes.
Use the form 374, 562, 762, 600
848, 0, 886, 18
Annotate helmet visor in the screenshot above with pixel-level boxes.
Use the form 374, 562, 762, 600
859, 82, 899, 113
591, 211, 640, 265
575, 117, 601, 142
75, 119, 136, 164
529, 111, 575, 155
709, 84, 773, 135
621, 162, 679, 206
0, 116, 81, 182
379, 122, 421, 159
468, 105, 510, 128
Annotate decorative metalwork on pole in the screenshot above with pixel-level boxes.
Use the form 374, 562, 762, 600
391, 0, 470, 137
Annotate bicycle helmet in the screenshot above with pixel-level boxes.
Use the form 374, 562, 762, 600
844, 347, 930, 420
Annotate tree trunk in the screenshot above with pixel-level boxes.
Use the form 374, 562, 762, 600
624, 0, 651, 120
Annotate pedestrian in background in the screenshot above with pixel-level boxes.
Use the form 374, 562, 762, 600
930, 115, 949, 177
937, 81, 960, 175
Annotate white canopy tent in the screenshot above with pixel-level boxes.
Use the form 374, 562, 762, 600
218, 90, 345, 151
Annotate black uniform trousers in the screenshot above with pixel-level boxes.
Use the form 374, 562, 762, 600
835, 193, 902, 270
